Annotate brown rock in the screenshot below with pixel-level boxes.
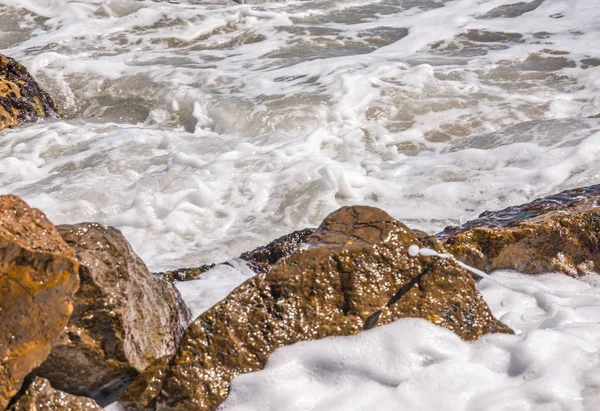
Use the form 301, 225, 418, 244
7, 377, 101, 411
125, 206, 510, 410
119, 356, 172, 411
0, 195, 79, 410
33, 223, 191, 405
438, 184, 600, 276
0, 54, 60, 131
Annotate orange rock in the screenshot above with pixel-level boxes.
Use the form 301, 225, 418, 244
439, 184, 600, 276
123, 206, 510, 410
0, 195, 79, 410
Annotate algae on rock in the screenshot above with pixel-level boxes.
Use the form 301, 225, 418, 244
0, 54, 60, 131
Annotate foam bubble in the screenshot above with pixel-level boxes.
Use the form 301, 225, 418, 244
407, 244, 419, 257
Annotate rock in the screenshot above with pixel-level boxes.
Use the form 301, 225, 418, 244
239, 228, 316, 274
156, 228, 315, 283
0, 54, 60, 131
0, 195, 79, 411
119, 356, 172, 411
438, 184, 600, 276
33, 223, 191, 405
7, 377, 101, 411
125, 206, 510, 410
156, 264, 215, 282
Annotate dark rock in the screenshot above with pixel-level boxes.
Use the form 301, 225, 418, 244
125, 206, 510, 410
33, 223, 191, 405
478, 0, 545, 19
156, 265, 215, 282
438, 184, 600, 276
8, 377, 101, 411
0, 54, 60, 131
156, 228, 315, 283
0, 195, 79, 410
239, 228, 316, 274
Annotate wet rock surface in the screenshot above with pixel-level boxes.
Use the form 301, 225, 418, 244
156, 264, 215, 282
0, 54, 60, 131
478, 0, 545, 19
7, 377, 101, 411
125, 206, 510, 410
119, 356, 172, 411
438, 184, 600, 276
0, 195, 79, 411
157, 228, 315, 283
33, 223, 191, 405
239, 228, 316, 274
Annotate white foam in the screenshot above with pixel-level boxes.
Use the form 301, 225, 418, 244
175, 260, 257, 320
407, 244, 420, 257
411, 246, 502, 282
220, 271, 600, 411
0, 0, 599, 269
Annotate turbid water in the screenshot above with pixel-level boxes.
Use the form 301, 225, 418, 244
1, 0, 599, 270
1, 0, 600, 409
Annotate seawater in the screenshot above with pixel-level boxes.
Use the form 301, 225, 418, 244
2, 1, 600, 409
1, 0, 599, 270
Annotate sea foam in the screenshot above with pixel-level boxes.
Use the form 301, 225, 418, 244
220, 271, 600, 411
1, 0, 600, 269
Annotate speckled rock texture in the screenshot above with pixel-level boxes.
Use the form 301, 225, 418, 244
0, 54, 60, 131
7, 377, 101, 411
438, 184, 600, 276
122, 206, 511, 411
119, 355, 172, 411
33, 223, 191, 405
156, 264, 215, 283
239, 228, 316, 274
156, 228, 315, 283
0, 195, 79, 411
